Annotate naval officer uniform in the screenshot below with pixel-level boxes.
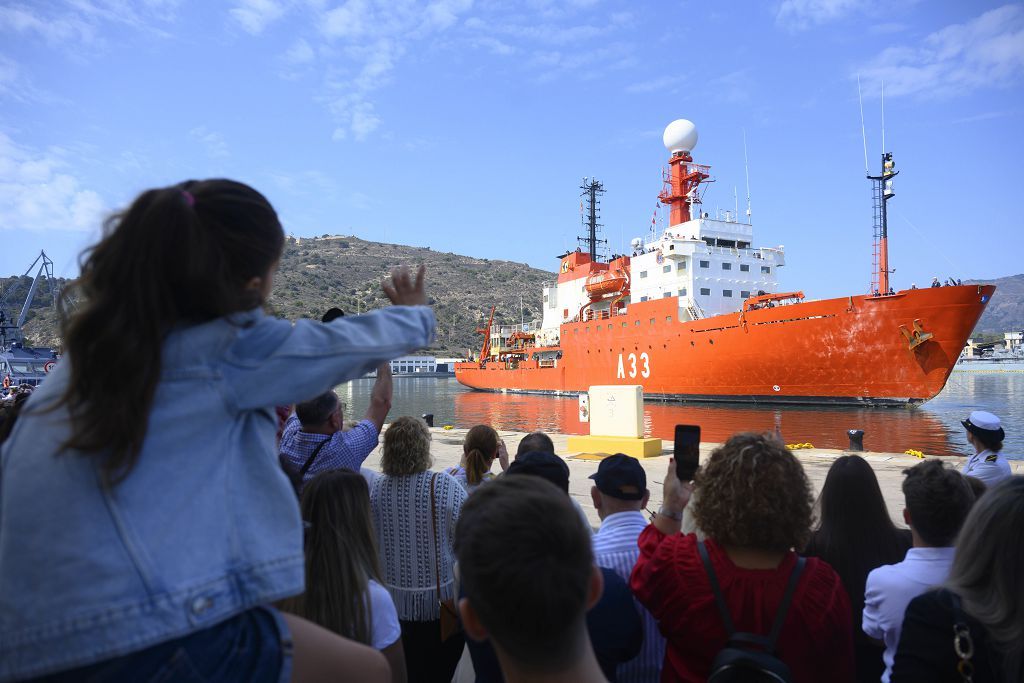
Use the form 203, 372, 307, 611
961, 411, 1012, 487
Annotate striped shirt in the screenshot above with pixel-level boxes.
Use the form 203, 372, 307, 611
593, 510, 665, 683
279, 415, 379, 482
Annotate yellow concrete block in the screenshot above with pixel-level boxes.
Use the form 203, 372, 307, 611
566, 435, 664, 459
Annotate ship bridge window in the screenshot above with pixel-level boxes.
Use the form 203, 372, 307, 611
718, 239, 736, 248
678, 288, 687, 296
703, 238, 715, 247
741, 290, 751, 299
663, 264, 671, 273
639, 270, 648, 278
738, 241, 750, 249
700, 287, 711, 295
699, 260, 710, 268
663, 292, 672, 298
740, 264, 750, 272
761, 266, 771, 274
722, 262, 732, 271
723, 290, 733, 297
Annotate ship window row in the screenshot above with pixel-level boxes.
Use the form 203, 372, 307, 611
699, 260, 710, 268
700, 287, 711, 295
762, 266, 771, 274
698, 260, 766, 273
740, 264, 750, 272
703, 237, 751, 249
724, 290, 733, 297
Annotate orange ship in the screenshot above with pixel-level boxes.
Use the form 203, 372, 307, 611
455, 120, 994, 406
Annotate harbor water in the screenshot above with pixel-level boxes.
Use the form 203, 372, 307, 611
338, 371, 1024, 458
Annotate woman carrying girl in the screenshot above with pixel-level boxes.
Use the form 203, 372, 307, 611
0, 179, 434, 682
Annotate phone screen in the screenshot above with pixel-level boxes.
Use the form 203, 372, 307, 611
674, 424, 701, 482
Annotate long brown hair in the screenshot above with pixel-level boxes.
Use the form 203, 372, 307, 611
283, 469, 384, 645
58, 180, 283, 485
463, 424, 498, 485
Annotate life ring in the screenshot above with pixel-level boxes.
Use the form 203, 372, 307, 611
43, 360, 55, 373
2, 375, 9, 389
561, 261, 570, 273
656, 251, 664, 264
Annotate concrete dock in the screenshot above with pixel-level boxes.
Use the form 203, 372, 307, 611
360, 427, 1023, 530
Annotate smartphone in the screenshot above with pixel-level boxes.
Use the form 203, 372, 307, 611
674, 424, 701, 482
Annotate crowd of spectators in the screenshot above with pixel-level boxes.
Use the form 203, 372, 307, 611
0, 178, 1020, 683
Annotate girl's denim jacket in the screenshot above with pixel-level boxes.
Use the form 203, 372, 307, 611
0, 305, 435, 680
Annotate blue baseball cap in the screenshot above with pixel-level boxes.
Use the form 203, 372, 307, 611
588, 454, 646, 500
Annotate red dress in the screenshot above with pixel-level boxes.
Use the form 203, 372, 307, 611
630, 526, 853, 683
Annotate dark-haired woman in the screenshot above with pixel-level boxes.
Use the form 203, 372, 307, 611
631, 433, 853, 683
446, 424, 509, 494
893, 476, 1024, 682
804, 455, 911, 682
961, 410, 1012, 487
0, 180, 435, 682
282, 470, 407, 683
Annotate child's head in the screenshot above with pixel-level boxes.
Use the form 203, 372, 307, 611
463, 424, 499, 485
61, 179, 285, 485
75, 179, 284, 324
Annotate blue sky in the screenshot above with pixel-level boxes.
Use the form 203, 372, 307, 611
1, 0, 1022, 299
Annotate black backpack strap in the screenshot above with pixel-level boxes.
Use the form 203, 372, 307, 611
298, 438, 330, 479
766, 555, 806, 651
698, 540, 737, 637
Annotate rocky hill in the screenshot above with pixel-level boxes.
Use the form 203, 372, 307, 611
4, 236, 556, 357
7, 242, 1021, 353
966, 273, 1024, 333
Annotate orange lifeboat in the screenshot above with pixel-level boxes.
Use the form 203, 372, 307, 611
585, 268, 628, 300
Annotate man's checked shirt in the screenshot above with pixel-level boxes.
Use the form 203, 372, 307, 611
279, 414, 379, 482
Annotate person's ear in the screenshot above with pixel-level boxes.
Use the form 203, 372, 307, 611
641, 489, 651, 509
903, 508, 912, 527
459, 597, 489, 642
590, 486, 601, 510
585, 564, 604, 611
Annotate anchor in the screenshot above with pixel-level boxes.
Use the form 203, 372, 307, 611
899, 319, 934, 350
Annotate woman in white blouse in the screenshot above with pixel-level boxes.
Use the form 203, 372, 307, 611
370, 416, 467, 683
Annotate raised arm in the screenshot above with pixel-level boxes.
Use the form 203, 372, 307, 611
364, 364, 393, 432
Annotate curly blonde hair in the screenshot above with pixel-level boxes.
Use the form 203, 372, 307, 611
381, 416, 433, 475
693, 432, 813, 552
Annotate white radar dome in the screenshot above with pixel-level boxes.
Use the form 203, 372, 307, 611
663, 119, 698, 154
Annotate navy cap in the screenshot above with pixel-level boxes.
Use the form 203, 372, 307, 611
588, 454, 646, 500
962, 410, 1005, 441
507, 451, 570, 493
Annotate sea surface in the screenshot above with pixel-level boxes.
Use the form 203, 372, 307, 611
337, 372, 1024, 459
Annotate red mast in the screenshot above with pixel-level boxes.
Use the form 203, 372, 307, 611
657, 119, 710, 226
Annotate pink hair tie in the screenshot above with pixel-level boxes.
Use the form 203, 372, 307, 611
181, 190, 195, 207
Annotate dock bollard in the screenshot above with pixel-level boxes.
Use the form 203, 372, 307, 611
847, 429, 865, 452
422, 413, 434, 428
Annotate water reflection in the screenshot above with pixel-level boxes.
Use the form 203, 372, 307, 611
339, 374, 1023, 458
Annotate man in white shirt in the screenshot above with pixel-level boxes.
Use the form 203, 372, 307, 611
590, 454, 665, 683
863, 459, 975, 683
961, 410, 1012, 486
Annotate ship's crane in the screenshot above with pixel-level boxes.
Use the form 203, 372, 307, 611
0, 250, 57, 350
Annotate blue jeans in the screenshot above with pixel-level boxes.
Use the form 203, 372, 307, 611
30, 606, 292, 683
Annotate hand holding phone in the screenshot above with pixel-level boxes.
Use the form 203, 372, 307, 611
674, 424, 701, 482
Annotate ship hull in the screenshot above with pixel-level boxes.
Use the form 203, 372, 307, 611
455, 285, 995, 406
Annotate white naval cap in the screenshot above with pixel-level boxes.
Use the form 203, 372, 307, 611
962, 410, 1005, 439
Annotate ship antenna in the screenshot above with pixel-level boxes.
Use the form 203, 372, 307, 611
881, 79, 886, 156
578, 178, 608, 261
857, 74, 870, 175
742, 128, 752, 221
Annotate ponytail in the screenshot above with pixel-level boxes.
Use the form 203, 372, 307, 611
59, 179, 284, 485
463, 424, 499, 486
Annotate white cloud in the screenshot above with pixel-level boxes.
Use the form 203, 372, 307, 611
189, 126, 229, 158
625, 75, 685, 94
231, 0, 287, 35
858, 5, 1024, 98
0, 133, 107, 233
283, 38, 315, 65
776, 0, 865, 30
